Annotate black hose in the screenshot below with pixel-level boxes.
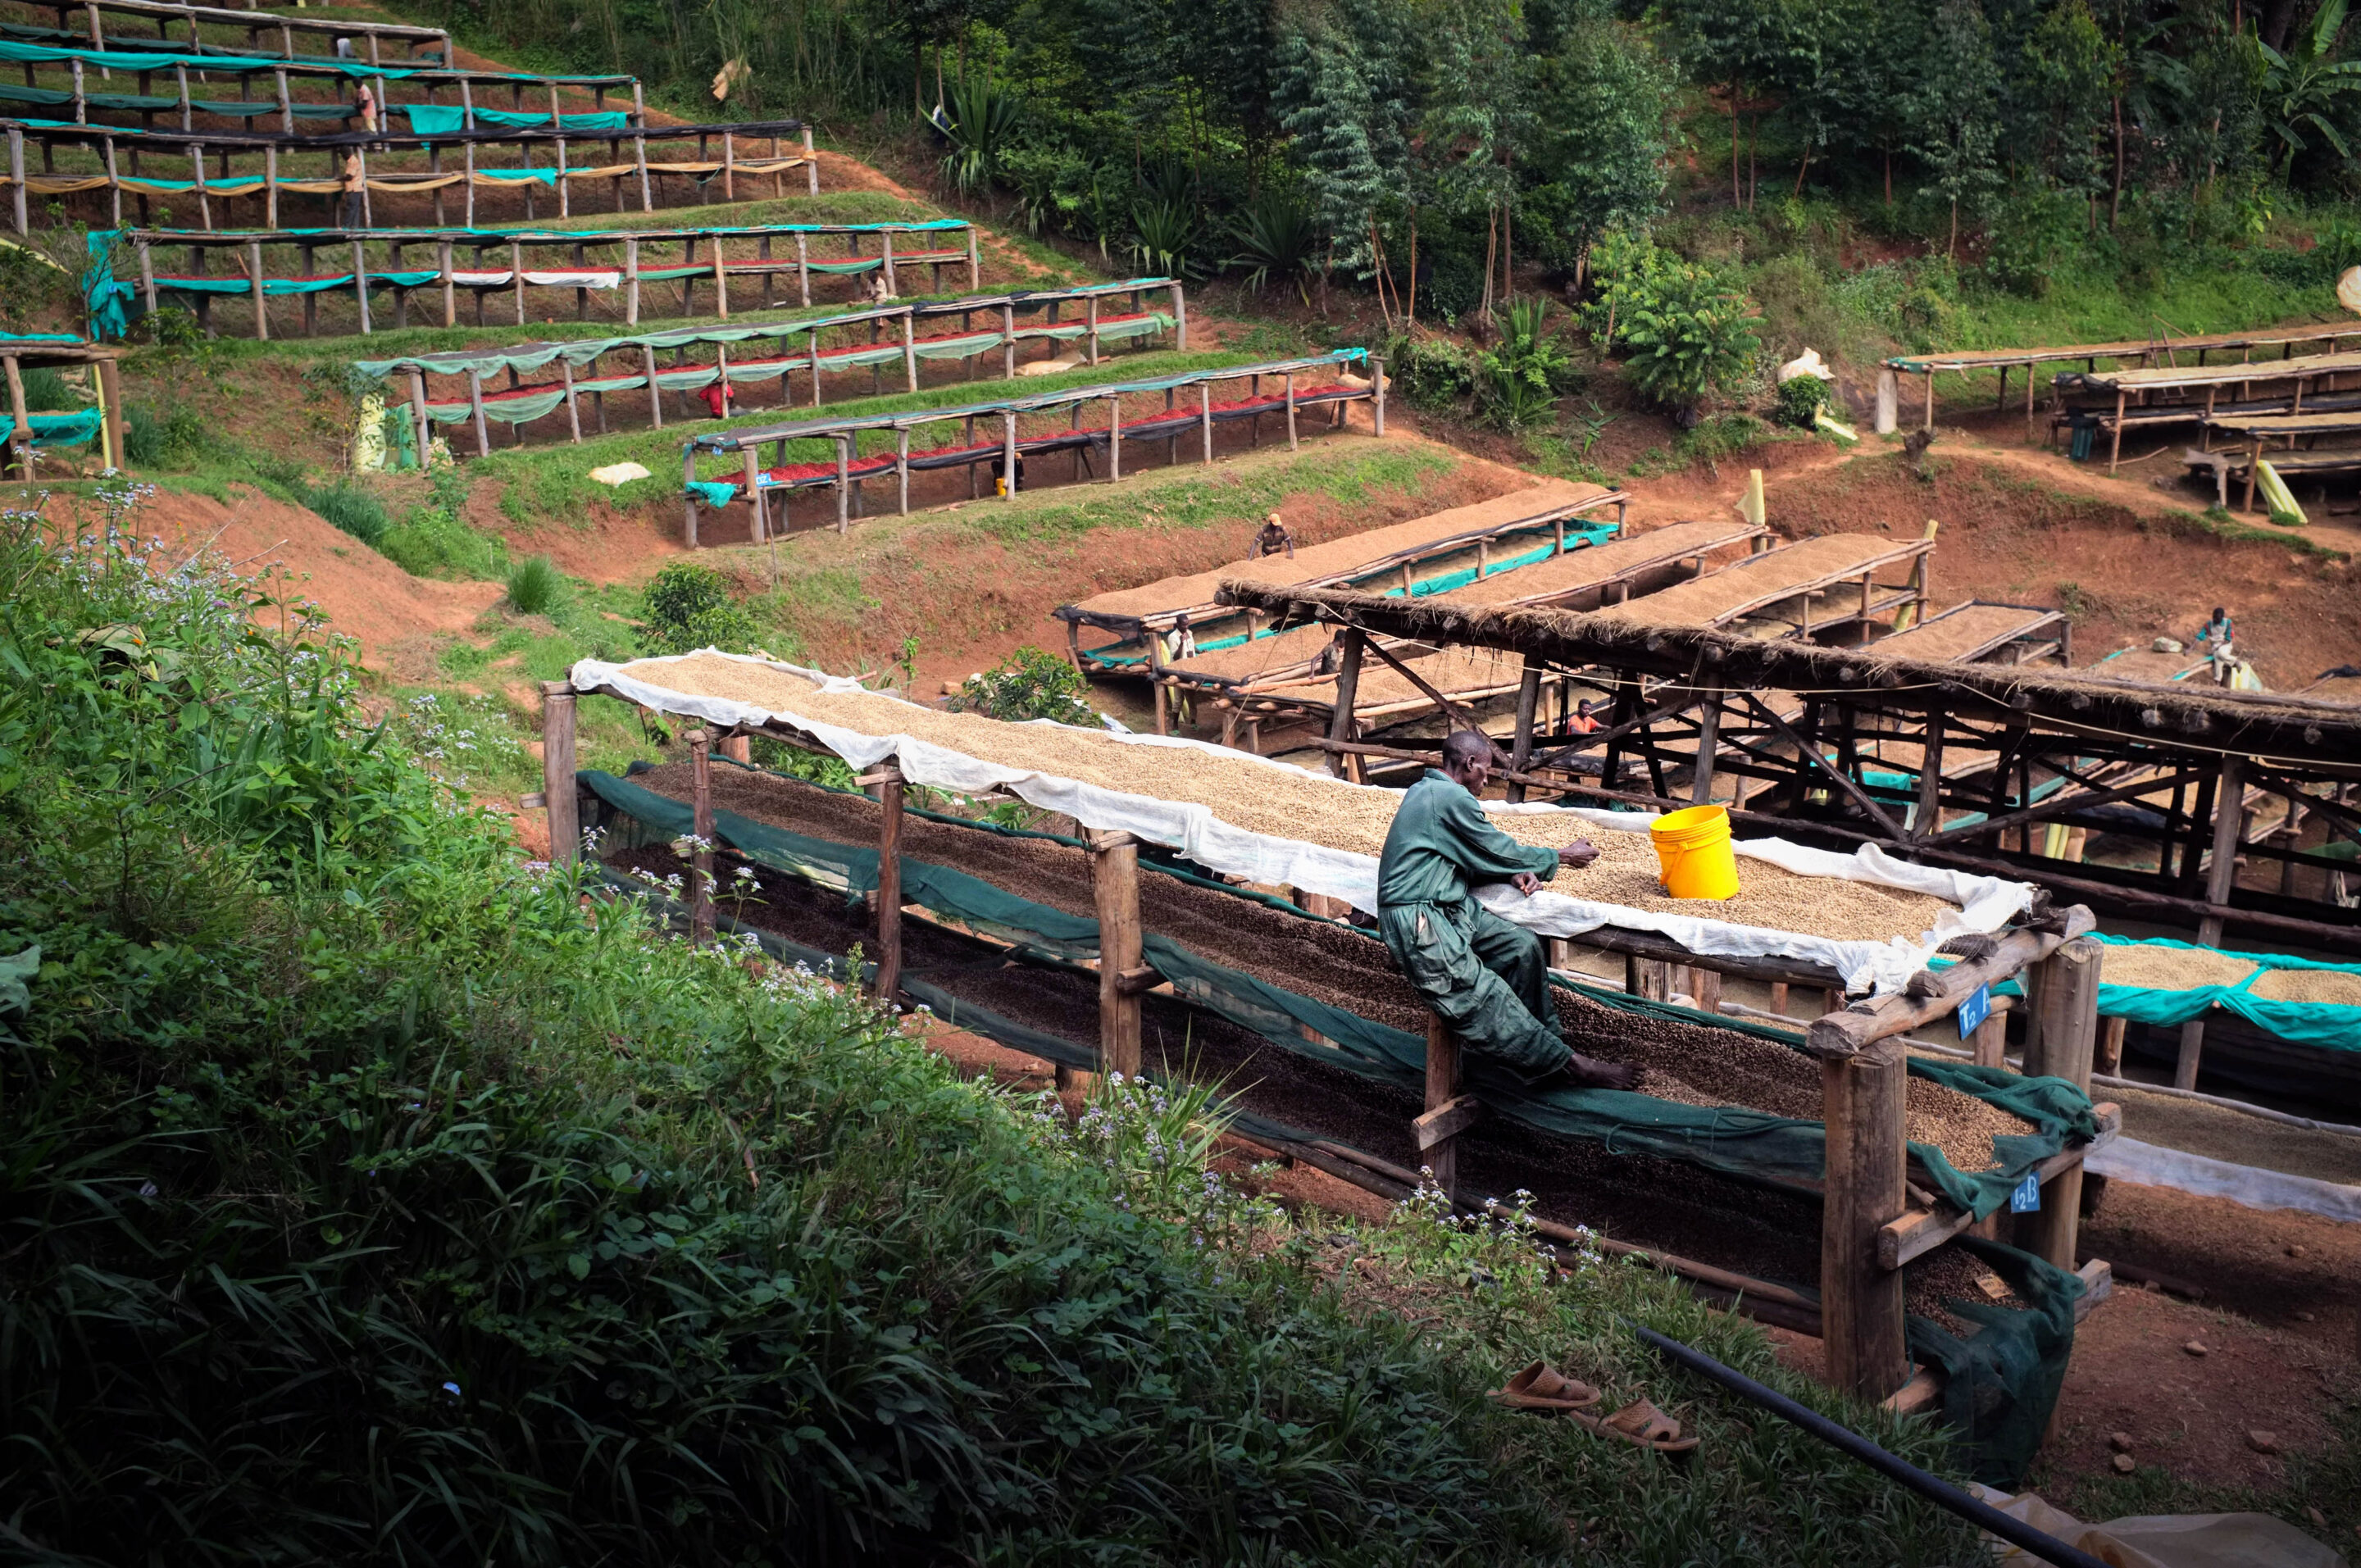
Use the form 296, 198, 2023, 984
1628, 1322, 2111, 1568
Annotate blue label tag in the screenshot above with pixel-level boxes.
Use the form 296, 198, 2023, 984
1958, 984, 1991, 1039
2009, 1173, 2041, 1213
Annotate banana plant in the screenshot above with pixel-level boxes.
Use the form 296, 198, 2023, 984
2259, 0, 2361, 178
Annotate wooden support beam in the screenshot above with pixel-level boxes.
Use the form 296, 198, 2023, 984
1423, 1012, 1463, 1198
1822, 1042, 1910, 1399
1806, 907, 2095, 1058
1878, 1104, 2120, 1270
1324, 627, 1365, 780
539, 681, 578, 866
1506, 654, 1543, 804
2018, 937, 2101, 1270
1413, 1093, 1482, 1151
687, 729, 714, 946
2177, 753, 2246, 1090
873, 765, 903, 1001
1091, 830, 1144, 1079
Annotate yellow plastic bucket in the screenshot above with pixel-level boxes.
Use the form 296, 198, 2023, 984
1649, 805, 1741, 901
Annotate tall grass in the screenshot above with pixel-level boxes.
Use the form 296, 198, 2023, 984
503, 553, 566, 615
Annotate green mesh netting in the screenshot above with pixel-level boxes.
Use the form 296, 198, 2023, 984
588, 840, 2082, 1489
580, 765, 2095, 1220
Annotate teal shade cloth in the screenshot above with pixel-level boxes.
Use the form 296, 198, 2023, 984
0, 35, 616, 85
404, 104, 630, 134
20, 408, 103, 447
683, 480, 738, 508
1979, 934, 2361, 1050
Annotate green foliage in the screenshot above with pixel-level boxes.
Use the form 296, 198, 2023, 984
1229, 189, 1324, 302
2259, 0, 2361, 179
940, 73, 1024, 200
944, 646, 1099, 725
1773, 373, 1831, 429
639, 561, 757, 657
1590, 234, 1764, 413
504, 553, 567, 616
1476, 298, 1580, 430
303, 478, 391, 549
1982, 184, 2088, 298
1129, 198, 1203, 278
380, 463, 507, 580
17, 367, 75, 412
1386, 332, 1480, 408
1522, 15, 1673, 271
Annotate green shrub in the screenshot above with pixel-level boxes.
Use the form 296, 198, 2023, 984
1615, 266, 1763, 415
1476, 299, 1581, 431
946, 645, 1099, 725
1774, 375, 1831, 429
505, 553, 566, 616
303, 479, 390, 548
639, 560, 756, 655
121, 402, 163, 466
18, 366, 75, 412
1387, 332, 1480, 409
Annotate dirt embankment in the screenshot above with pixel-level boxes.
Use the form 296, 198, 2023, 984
48, 485, 500, 661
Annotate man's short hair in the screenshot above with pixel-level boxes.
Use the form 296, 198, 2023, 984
1441, 730, 1490, 769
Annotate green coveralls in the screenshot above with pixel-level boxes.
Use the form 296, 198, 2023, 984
1376, 770, 1573, 1081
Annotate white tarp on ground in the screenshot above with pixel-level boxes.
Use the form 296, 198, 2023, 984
2086, 1137, 2361, 1224
572, 651, 2037, 994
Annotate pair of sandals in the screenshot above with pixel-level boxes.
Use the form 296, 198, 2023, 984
1488, 1361, 1701, 1455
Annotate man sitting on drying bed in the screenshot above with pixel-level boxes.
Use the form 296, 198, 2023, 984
1376, 729, 1638, 1089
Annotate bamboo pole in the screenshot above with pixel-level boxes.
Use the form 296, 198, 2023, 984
95, 357, 124, 474
1285, 372, 1299, 449
900, 311, 917, 392
1001, 411, 1017, 503
895, 427, 910, 514
967, 224, 980, 289
880, 230, 895, 296
1107, 396, 1121, 482
540, 682, 579, 866
1091, 830, 1144, 1079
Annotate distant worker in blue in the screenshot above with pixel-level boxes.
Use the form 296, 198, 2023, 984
1376, 730, 1638, 1089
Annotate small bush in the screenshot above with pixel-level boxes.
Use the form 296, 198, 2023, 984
504, 554, 565, 616
1387, 333, 1480, 410
380, 506, 506, 579
19, 367, 75, 412
946, 646, 1099, 725
639, 561, 756, 655
1586, 230, 1763, 415
303, 479, 389, 548
1774, 375, 1831, 429
121, 403, 163, 466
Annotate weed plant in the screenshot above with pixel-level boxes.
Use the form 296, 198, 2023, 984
503, 553, 566, 616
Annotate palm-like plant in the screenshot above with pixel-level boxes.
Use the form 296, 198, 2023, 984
1129, 199, 1201, 278
1227, 192, 1322, 304
2259, 0, 2361, 177
939, 75, 1022, 201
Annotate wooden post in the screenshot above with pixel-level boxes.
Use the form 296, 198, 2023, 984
644, 345, 663, 429
540, 682, 579, 866
874, 766, 904, 1000
1107, 396, 1121, 482
1325, 627, 1366, 779
1506, 654, 1542, 804
687, 729, 714, 945
1372, 353, 1385, 435
901, 311, 917, 392
244, 240, 269, 340
1821, 1043, 1910, 1399
2019, 936, 2100, 1270
1092, 831, 1144, 1079
1170, 280, 1187, 351
1690, 684, 1722, 803
835, 436, 851, 533
2176, 754, 2245, 1090
1915, 712, 1945, 837
7, 127, 24, 236
466, 369, 490, 456
1285, 371, 1299, 449
1001, 411, 1017, 502
2096, 1016, 2127, 1076
743, 445, 767, 542
1423, 1013, 1462, 1198
895, 428, 910, 514
967, 223, 981, 289
803, 125, 817, 196
407, 369, 432, 470
350, 237, 372, 334
1199, 381, 1213, 463
880, 230, 896, 296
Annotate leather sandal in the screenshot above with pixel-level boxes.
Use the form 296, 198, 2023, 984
1487, 1360, 1603, 1411
1569, 1398, 1701, 1455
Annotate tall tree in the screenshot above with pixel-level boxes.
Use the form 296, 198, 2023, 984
1657, 0, 1817, 209
1521, 16, 1670, 280
1272, 0, 1419, 287
1907, 0, 2004, 252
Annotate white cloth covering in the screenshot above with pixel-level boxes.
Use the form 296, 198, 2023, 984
573, 651, 2037, 994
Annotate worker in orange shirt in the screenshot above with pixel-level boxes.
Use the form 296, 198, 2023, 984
698, 375, 735, 420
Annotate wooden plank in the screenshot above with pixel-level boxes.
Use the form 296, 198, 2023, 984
1808, 909, 2095, 1058
1878, 1103, 2119, 1270
1323, 627, 1364, 780
1413, 1093, 1482, 1151
2177, 753, 2246, 1089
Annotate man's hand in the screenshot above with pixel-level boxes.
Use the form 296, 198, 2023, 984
1557, 838, 1599, 870
1511, 871, 1543, 896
